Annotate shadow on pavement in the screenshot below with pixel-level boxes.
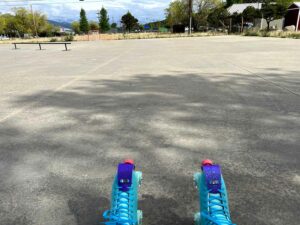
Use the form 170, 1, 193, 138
0, 73, 299, 225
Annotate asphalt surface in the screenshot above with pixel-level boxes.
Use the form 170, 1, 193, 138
0, 36, 299, 225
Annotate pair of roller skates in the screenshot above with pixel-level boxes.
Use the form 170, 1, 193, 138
103, 159, 235, 225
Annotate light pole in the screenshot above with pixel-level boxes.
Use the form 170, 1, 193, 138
188, 0, 193, 35
29, 3, 38, 38
79, 0, 102, 26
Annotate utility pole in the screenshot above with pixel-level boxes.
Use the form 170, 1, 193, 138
30, 4, 38, 38
188, 0, 193, 35
296, 8, 300, 32
80, 0, 102, 23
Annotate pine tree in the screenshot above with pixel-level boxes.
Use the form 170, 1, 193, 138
111, 23, 117, 29
79, 8, 89, 34
98, 7, 110, 33
121, 11, 138, 32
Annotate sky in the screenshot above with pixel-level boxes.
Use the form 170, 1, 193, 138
0, 0, 172, 24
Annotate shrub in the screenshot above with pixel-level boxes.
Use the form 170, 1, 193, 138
260, 30, 270, 37
64, 34, 74, 41
288, 32, 300, 39
243, 29, 300, 39
50, 37, 57, 42
244, 30, 259, 36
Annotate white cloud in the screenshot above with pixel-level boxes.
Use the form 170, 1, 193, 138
0, 0, 172, 23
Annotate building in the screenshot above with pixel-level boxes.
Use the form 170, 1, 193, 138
59, 27, 73, 35
227, 3, 262, 15
284, 2, 300, 31
227, 3, 283, 30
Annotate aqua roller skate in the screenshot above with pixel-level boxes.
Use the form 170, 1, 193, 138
194, 159, 236, 225
103, 159, 143, 225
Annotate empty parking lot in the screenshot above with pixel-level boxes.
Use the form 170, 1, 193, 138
0, 36, 299, 225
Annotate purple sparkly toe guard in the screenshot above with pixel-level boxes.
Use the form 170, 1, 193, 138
117, 163, 134, 192
202, 164, 222, 193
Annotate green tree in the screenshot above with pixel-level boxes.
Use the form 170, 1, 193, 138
242, 6, 260, 23
99, 7, 110, 33
111, 22, 117, 29
194, 0, 222, 29
261, 0, 287, 30
2, 14, 18, 37
0, 16, 6, 34
6, 8, 51, 37
71, 21, 80, 34
165, 0, 189, 27
30, 12, 49, 36
121, 11, 139, 32
79, 8, 89, 34
13, 8, 31, 36
0, 8, 55, 37
207, 6, 229, 28
89, 21, 99, 31
39, 23, 59, 37
226, 0, 243, 7
276, 0, 293, 7
139, 24, 144, 31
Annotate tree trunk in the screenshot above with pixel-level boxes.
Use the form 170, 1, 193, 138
241, 16, 244, 33
267, 21, 270, 31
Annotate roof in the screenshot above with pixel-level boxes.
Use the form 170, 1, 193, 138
287, 2, 300, 10
294, 2, 300, 7
290, 2, 300, 7
227, 3, 262, 15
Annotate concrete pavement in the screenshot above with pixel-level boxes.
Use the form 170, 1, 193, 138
0, 36, 299, 225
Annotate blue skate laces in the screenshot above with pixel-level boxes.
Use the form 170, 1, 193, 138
201, 189, 235, 225
103, 162, 137, 225
202, 164, 235, 225
103, 187, 136, 225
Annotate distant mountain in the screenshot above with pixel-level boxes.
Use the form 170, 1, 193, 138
48, 20, 72, 29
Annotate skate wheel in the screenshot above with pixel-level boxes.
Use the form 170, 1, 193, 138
135, 171, 142, 186
123, 159, 134, 165
193, 173, 201, 189
202, 159, 213, 166
137, 210, 143, 224
194, 212, 201, 225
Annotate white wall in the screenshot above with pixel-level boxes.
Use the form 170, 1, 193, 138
254, 18, 284, 30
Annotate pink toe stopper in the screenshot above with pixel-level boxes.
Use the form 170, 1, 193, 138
202, 159, 213, 166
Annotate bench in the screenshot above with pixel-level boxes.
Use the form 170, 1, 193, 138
13, 42, 71, 51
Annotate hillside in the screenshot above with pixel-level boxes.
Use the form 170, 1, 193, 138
48, 20, 72, 29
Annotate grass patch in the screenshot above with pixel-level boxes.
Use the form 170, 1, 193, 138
243, 30, 260, 36
89, 32, 227, 41
288, 32, 300, 39
244, 29, 300, 39
2, 32, 226, 44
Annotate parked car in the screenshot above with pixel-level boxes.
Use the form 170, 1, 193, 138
243, 22, 254, 29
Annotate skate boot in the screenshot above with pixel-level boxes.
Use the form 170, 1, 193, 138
103, 159, 143, 225
194, 159, 235, 225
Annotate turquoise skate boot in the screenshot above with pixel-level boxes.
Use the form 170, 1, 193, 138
194, 159, 236, 225
103, 159, 143, 225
